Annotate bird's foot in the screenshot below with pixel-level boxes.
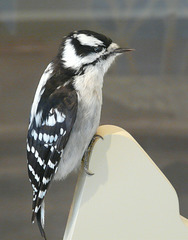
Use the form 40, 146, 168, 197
83, 134, 103, 176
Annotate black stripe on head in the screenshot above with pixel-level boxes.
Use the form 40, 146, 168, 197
71, 38, 95, 57
75, 30, 112, 48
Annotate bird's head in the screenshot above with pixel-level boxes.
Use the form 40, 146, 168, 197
59, 30, 133, 76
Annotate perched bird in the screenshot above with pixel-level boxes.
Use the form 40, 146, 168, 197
27, 30, 133, 239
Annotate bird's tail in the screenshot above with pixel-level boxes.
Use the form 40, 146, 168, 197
32, 201, 47, 240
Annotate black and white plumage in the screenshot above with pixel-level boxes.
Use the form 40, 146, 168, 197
27, 30, 133, 239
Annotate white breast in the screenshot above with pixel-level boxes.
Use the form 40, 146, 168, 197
54, 67, 104, 180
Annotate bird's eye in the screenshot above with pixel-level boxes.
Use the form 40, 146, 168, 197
94, 46, 103, 53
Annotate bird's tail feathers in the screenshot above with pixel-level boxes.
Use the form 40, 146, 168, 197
40, 201, 45, 228
32, 201, 47, 240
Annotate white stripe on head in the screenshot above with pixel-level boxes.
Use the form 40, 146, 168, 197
62, 39, 101, 70
76, 34, 103, 47
62, 39, 82, 69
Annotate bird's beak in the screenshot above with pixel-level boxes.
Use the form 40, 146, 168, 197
114, 48, 135, 54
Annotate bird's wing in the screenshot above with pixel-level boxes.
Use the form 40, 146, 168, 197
27, 80, 78, 223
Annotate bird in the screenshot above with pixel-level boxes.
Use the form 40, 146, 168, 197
26, 29, 133, 239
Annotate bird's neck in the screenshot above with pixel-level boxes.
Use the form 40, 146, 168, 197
73, 65, 104, 104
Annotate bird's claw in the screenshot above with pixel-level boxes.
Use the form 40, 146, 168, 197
83, 151, 94, 176
92, 134, 104, 142
84, 166, 94, 176
83, 134, 103, 176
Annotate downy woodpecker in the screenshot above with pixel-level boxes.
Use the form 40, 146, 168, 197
27, 30, 133, 239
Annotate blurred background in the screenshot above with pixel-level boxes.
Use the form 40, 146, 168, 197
0, 0, 188, 239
